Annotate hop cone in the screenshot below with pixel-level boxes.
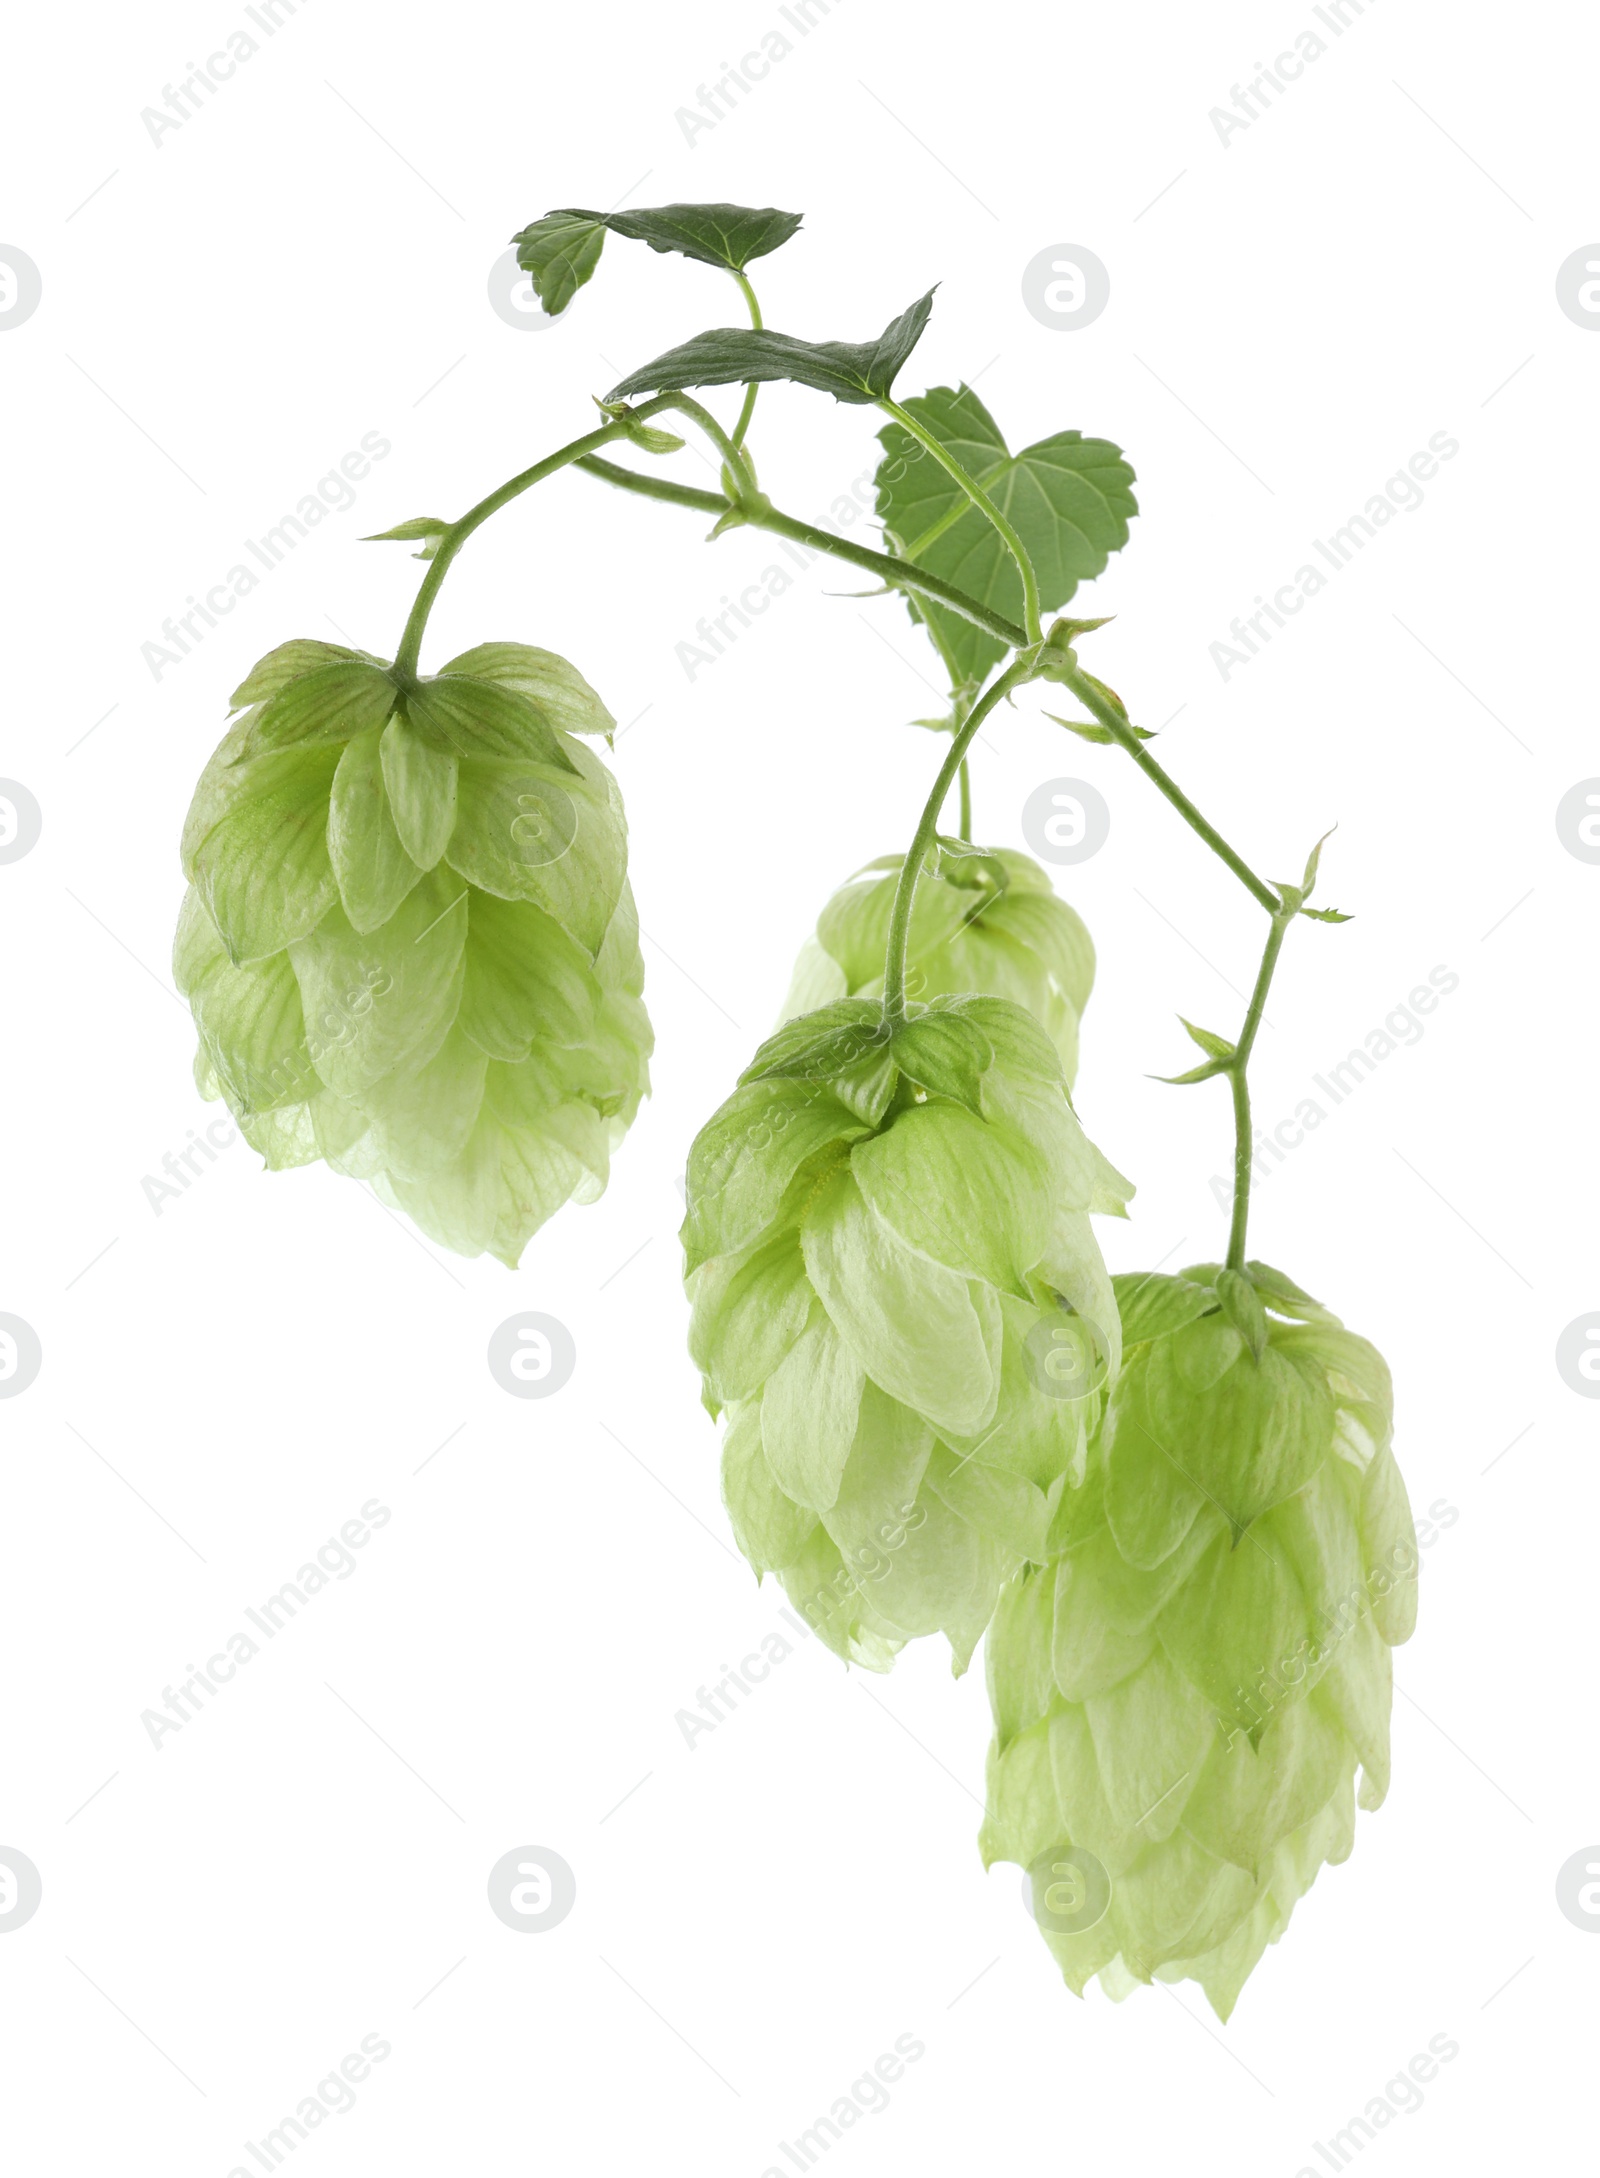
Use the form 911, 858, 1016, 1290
981, 1264, 1416, 2019
682, 993, 1132, 1671
780, 845, 1094, 1082
175, 638, 652, 1265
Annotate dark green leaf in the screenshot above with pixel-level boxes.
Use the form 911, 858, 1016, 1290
562, 201, 801, 271
875, 384, 1137, 684
606, 290, 936, 407
511, 211, 606, 315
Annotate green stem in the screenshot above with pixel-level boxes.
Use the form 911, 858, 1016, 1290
730, 270, 763, 451
1226, 907, 1293, 1270
958, 756, 972, 842
1051, 656, 1281, 914
670, 391, 759, 503
574, 455, 725, 515
576, 456, 1029, 649
392, 395, 749, 679
878, 395, 1043, 645
882, 662, 1028, 1021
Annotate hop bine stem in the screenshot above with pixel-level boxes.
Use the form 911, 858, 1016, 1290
576, 455, 1028, 649
392, 393, 758, 680
1043, 647, 1306, 1272
877, 396, 1044, 646
729, 269, 763, 451
1226, 904, 1294, 1270
881, 660, 1031, 1022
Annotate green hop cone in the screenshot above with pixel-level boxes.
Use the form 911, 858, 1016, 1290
682, 992, 1132, 1672
779, 844, 1094, 1083
981, 1264, 1417, 2020
174, 637, 652, 1265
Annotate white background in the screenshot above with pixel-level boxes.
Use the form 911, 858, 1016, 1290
2, 1, 1593, 2170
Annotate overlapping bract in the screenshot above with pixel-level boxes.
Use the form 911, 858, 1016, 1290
175, 638, 652, 1265
683, 994, 1131, 1671
982, 1266, 1416, 2019
779, 845, 1095, 1084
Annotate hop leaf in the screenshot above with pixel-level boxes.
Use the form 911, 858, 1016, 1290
607, 291, 936, 408
682, 994, 1132, 1673
776, 846, 1098, 1086
874, 384, 1138, 685
512, 201, 802, 316
982, 1272, 1415, 2019
175, 639, 652, 1265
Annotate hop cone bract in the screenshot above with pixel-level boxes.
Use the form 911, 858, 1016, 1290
780, 845, 1094, 1082
175, 639, 651, 1265
682, 993, 1132, 1671
981, 1265, 1416, 2019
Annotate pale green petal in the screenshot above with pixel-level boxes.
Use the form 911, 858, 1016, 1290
850, 1101, 1051, 1296
721, 1401, 817, 1570
174, 888, 315, 1113
689, 1231, 813, 1405
328, 722, 421, 933
1084, 1650, 1216, 1839
290, 870, 466, 1096
356, 1027, 488, 1178
759, 1307, 865, 1512
437, 641, 617, 738
190, 745, 340, 963
380, 714, 458, 870
800, 1164, 1000, 1437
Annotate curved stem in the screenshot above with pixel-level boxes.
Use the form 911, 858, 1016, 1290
574, 455, 725, 515
730, 270, 763, 451
1226, 908, 1293, 1269
1050, 655, 1281, 914
669, 391, 759, 502
878, 395, 1042, 645
394, 421, 624, 679
882, 662, 1028, 1021
392, 394, 750, 679
576, 456, 1028, 648
958, 756, 972, 842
